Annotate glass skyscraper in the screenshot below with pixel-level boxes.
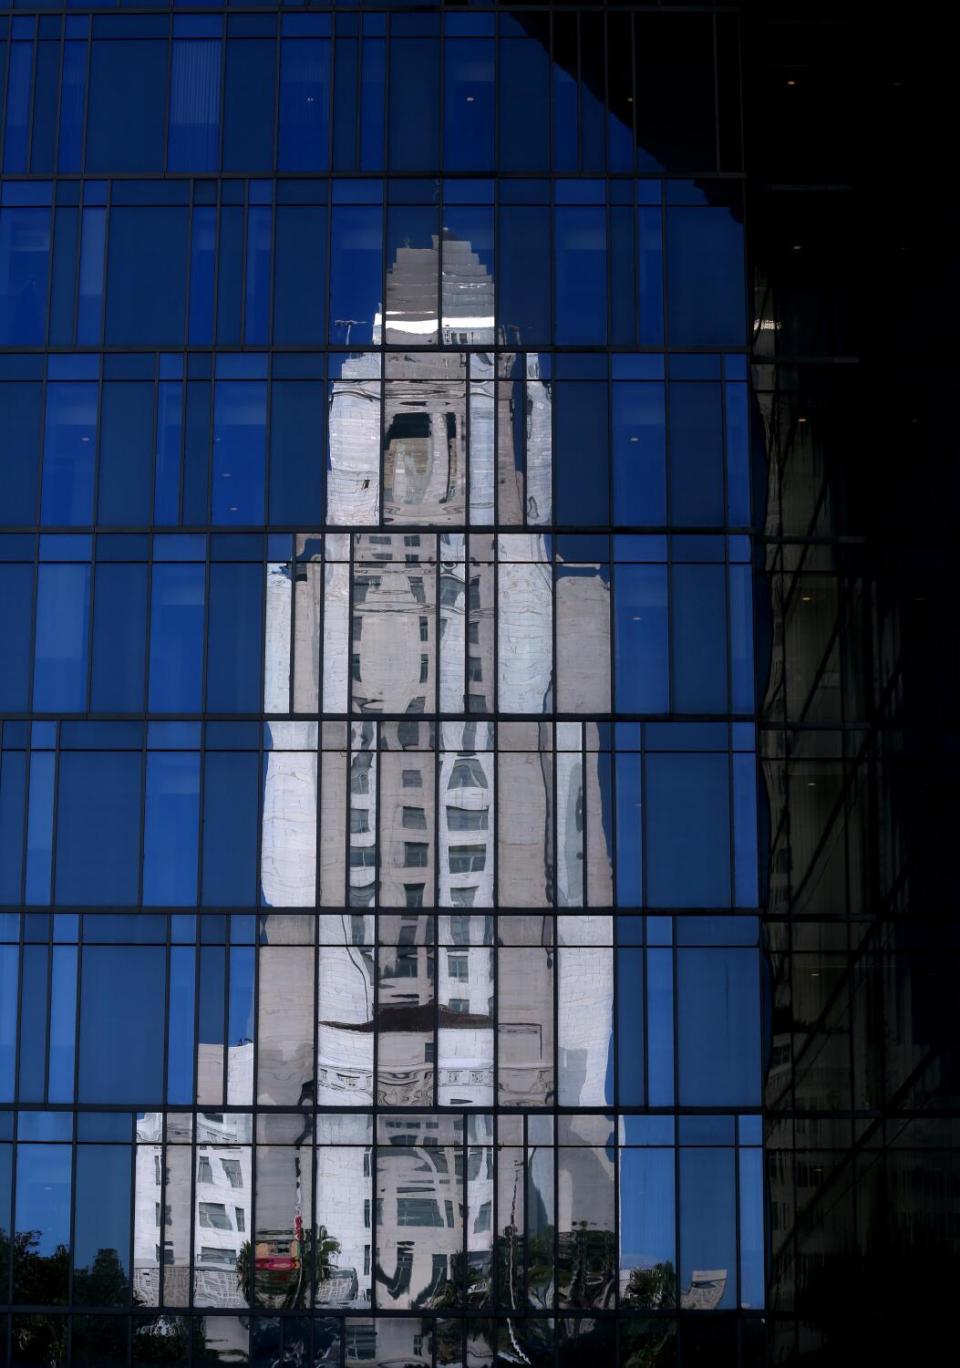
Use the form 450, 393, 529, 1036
2, 3, 947, 1366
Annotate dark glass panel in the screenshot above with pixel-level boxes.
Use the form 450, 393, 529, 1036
79, 946, 165, 1103
554, 381, 609, 526
73, 1145, 132, 1305
223, 38, 277, 172
85, 40, 167, 173
90, 563, 148, 713
55, 752, 142, 905
106, 208, 189, 347
645, 753, 731, 908
97, 381, 155, 525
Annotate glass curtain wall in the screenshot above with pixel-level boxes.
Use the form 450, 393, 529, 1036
0, 5, 764, 1366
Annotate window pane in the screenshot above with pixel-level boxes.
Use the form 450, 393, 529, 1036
79, 947, 165, 1102
149, 564, 205, 712
97, 381, 155, 525
33, 564, 90, 713
677, 948, 760, 1106
73, 1145, 132, 1305
614, 565, 668, 713
39, 382, 97, 526
143, 753, 200, 907
168, 39, 222, 173
645, 753, 731, 908
212, 381, 267, 526
279, 38, 330, 172
56, 752, 142, 905
86, 40, 166, 172
91, 563, 148, 713
106, 208, 188, 347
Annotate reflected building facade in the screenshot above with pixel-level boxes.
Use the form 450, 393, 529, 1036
0, 6, 785, 1367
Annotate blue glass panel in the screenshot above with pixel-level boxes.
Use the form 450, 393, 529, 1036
224, 38, 277, 172
679, 1148, 737, 1309
617, 947, 645, 1103
14, 1144, 72, 1298
0, 207, 50, 345
333, 37, 359, 171
359, 37, 386, 172
612, 383, 666, 525
25, 751, 55, 906
733, 752, 759, 907
667, 207, 746, 348
444, 38, 494, 172
330, 204, 382, 345
609, 207, 638, 347
499, 205, 550, 348
49, 207, 79, 347
269, 380, 325, 525
18, 946, 49, 1102
677, 947, 760, 1105
79, 946, 165, 1102
2, 43, 32, 174
188, 206, 216, 346
279, 37, 330, 171
58, 40, 87, 173
729, 564, 755, 714
202, 752, 259, 906
638, 207, 665, 347
619, 1148, 675, 1304
212, 381, 267, 525
388, 38, 439, 170
0, 945, 17, 1100
0, 381, 42, 523
0, 565, 33, 712
498, 38, 549, 172
56, 751, 142, 905
0, 751, 26, 903
614, 565, 669, 713
168, 38, 222, 172
739, 1147, 765, 1309
48, 945, 77, 1103
725, 381, 751, 525
143, 753, 199, 908
671, 564, 727, 713
167, 945, 196, 1104
86, 40, 167, 173
182, 381, 212, 526
97, 382, 154, 525
148, 564, 205, 713
554, 381, 609, 526
615, 752, 642, 908
244, 206, 272, 346
669, 383, 725, 527
206, 563, 263, 712
646, 947, 675, 1107
217, 208, 242, 346
106, 207, 188, 347
31, 41, 61, 175
555, 207, 606, 345
274, 206, 328, 344
33, 563, 90, 712
154, 381, 185, 526
90, 563, 147, 713
73, 1144, 132, 1302
552, 62, 577, 174
39, 383, 97, 526
645, 753, 731, 908
77, 207, 106, 346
